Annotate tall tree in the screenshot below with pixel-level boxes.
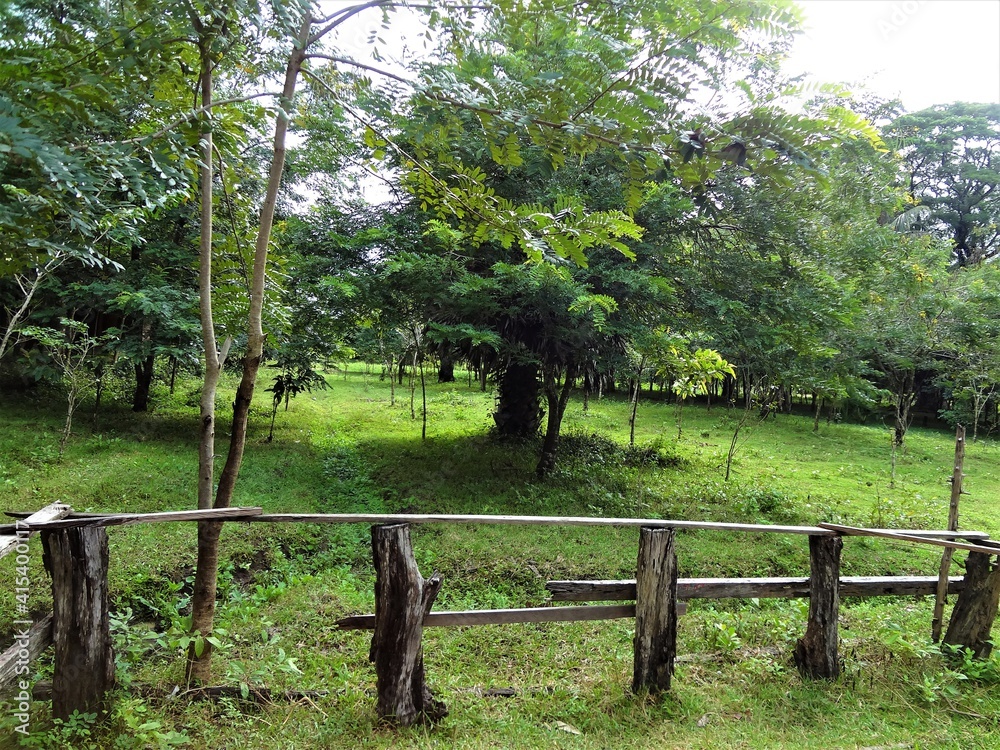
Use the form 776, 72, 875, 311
890, 103, 1000, 267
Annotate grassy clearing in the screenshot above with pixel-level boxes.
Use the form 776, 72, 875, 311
2, 367, 1000, 748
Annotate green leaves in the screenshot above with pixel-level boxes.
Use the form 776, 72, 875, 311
888, 103, 1000, 266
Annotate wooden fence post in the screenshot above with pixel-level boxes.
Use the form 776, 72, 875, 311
369, 523, 446, 726
932, 424, 965, 642
632, 526, 677, 694
41, 526, 115, 720
943, 549, 1000, 659
794, 534, 842, 680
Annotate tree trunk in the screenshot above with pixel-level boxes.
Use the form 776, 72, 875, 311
408, 344, 419, 419
493, 361, 543, 437
893, 372, 917, 447
437, 347, 455, 383
370, 524, 446, 726
59, 381, 77, 457
943, 549, 1000, 659
386, 353, 395, 406
93, 363, 104, 421
420, 357, 427, 440
629, 356, 645, 447
194, 33, 223, 516
794, 535, 842, 679
632, 527, 677, 693
536, 364, 575, 477
187, 14, 311, 684
42, 527, 115, 721
132, 353, 155, 412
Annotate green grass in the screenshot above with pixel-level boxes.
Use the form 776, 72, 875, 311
2, 366, 1000, 749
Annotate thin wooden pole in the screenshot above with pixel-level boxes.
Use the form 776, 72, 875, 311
794, 535, 842, 679
632, 527, 677, 693
933, 425, 965, 642
817, 523, 999, 555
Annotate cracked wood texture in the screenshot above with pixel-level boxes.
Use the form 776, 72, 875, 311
794, 535, 842, 679
632, 526, 677, 694
369, 524, 446, 726
41, 527, 115, 720
943, 551, 1000, 659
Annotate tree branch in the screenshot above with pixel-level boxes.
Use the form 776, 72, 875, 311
305, 54, 413, 86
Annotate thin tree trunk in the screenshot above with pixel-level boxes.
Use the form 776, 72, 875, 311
536, 364, 575, 477
93, 363, 104, 422
267, 402, 278, 442
629, 356, 645, 447
420, 356, 427, 440
188, 14, 311, 684
195, 38, 223, 516
387, 353, 396, 406
59, 387, 76, 457
0, 256, 63, 361
409, 346, 418, 420
169, 356, 179, 394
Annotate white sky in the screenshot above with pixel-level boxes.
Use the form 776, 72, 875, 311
322, 0, 1000, 114
314, 0, 999, 203
784, 0, 1000, 112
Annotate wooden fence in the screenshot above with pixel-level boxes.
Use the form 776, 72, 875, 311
2, 506, 1000, 727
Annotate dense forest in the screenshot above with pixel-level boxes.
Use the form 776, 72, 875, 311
2, 0, 1000, 744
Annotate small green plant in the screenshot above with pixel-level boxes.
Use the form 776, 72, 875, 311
942, 642, 1000, 683
225, 647, 303, 699
155, 615, 228, 661
109, 608, 162, 686
915, 669, 964, 704
881, 621, 935, 659
19, 710, 99, 750
110, 698, 189, 749
709, 617, 743, 655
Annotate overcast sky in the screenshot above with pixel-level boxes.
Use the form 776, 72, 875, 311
323, 1, 1000, 114
784, 0, 1000, 112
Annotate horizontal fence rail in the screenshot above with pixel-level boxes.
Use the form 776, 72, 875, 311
3, 504, 999, 728
546, 575, 968, 601
5, 508, 994, 545
0, 503, 72, 558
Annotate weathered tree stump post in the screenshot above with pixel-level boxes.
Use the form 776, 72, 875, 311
369, 523, 446, 726
943, 548, 1000, 659
794, 534, 842, 680
41, 526, 115, 720
632, 526, 677, 694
